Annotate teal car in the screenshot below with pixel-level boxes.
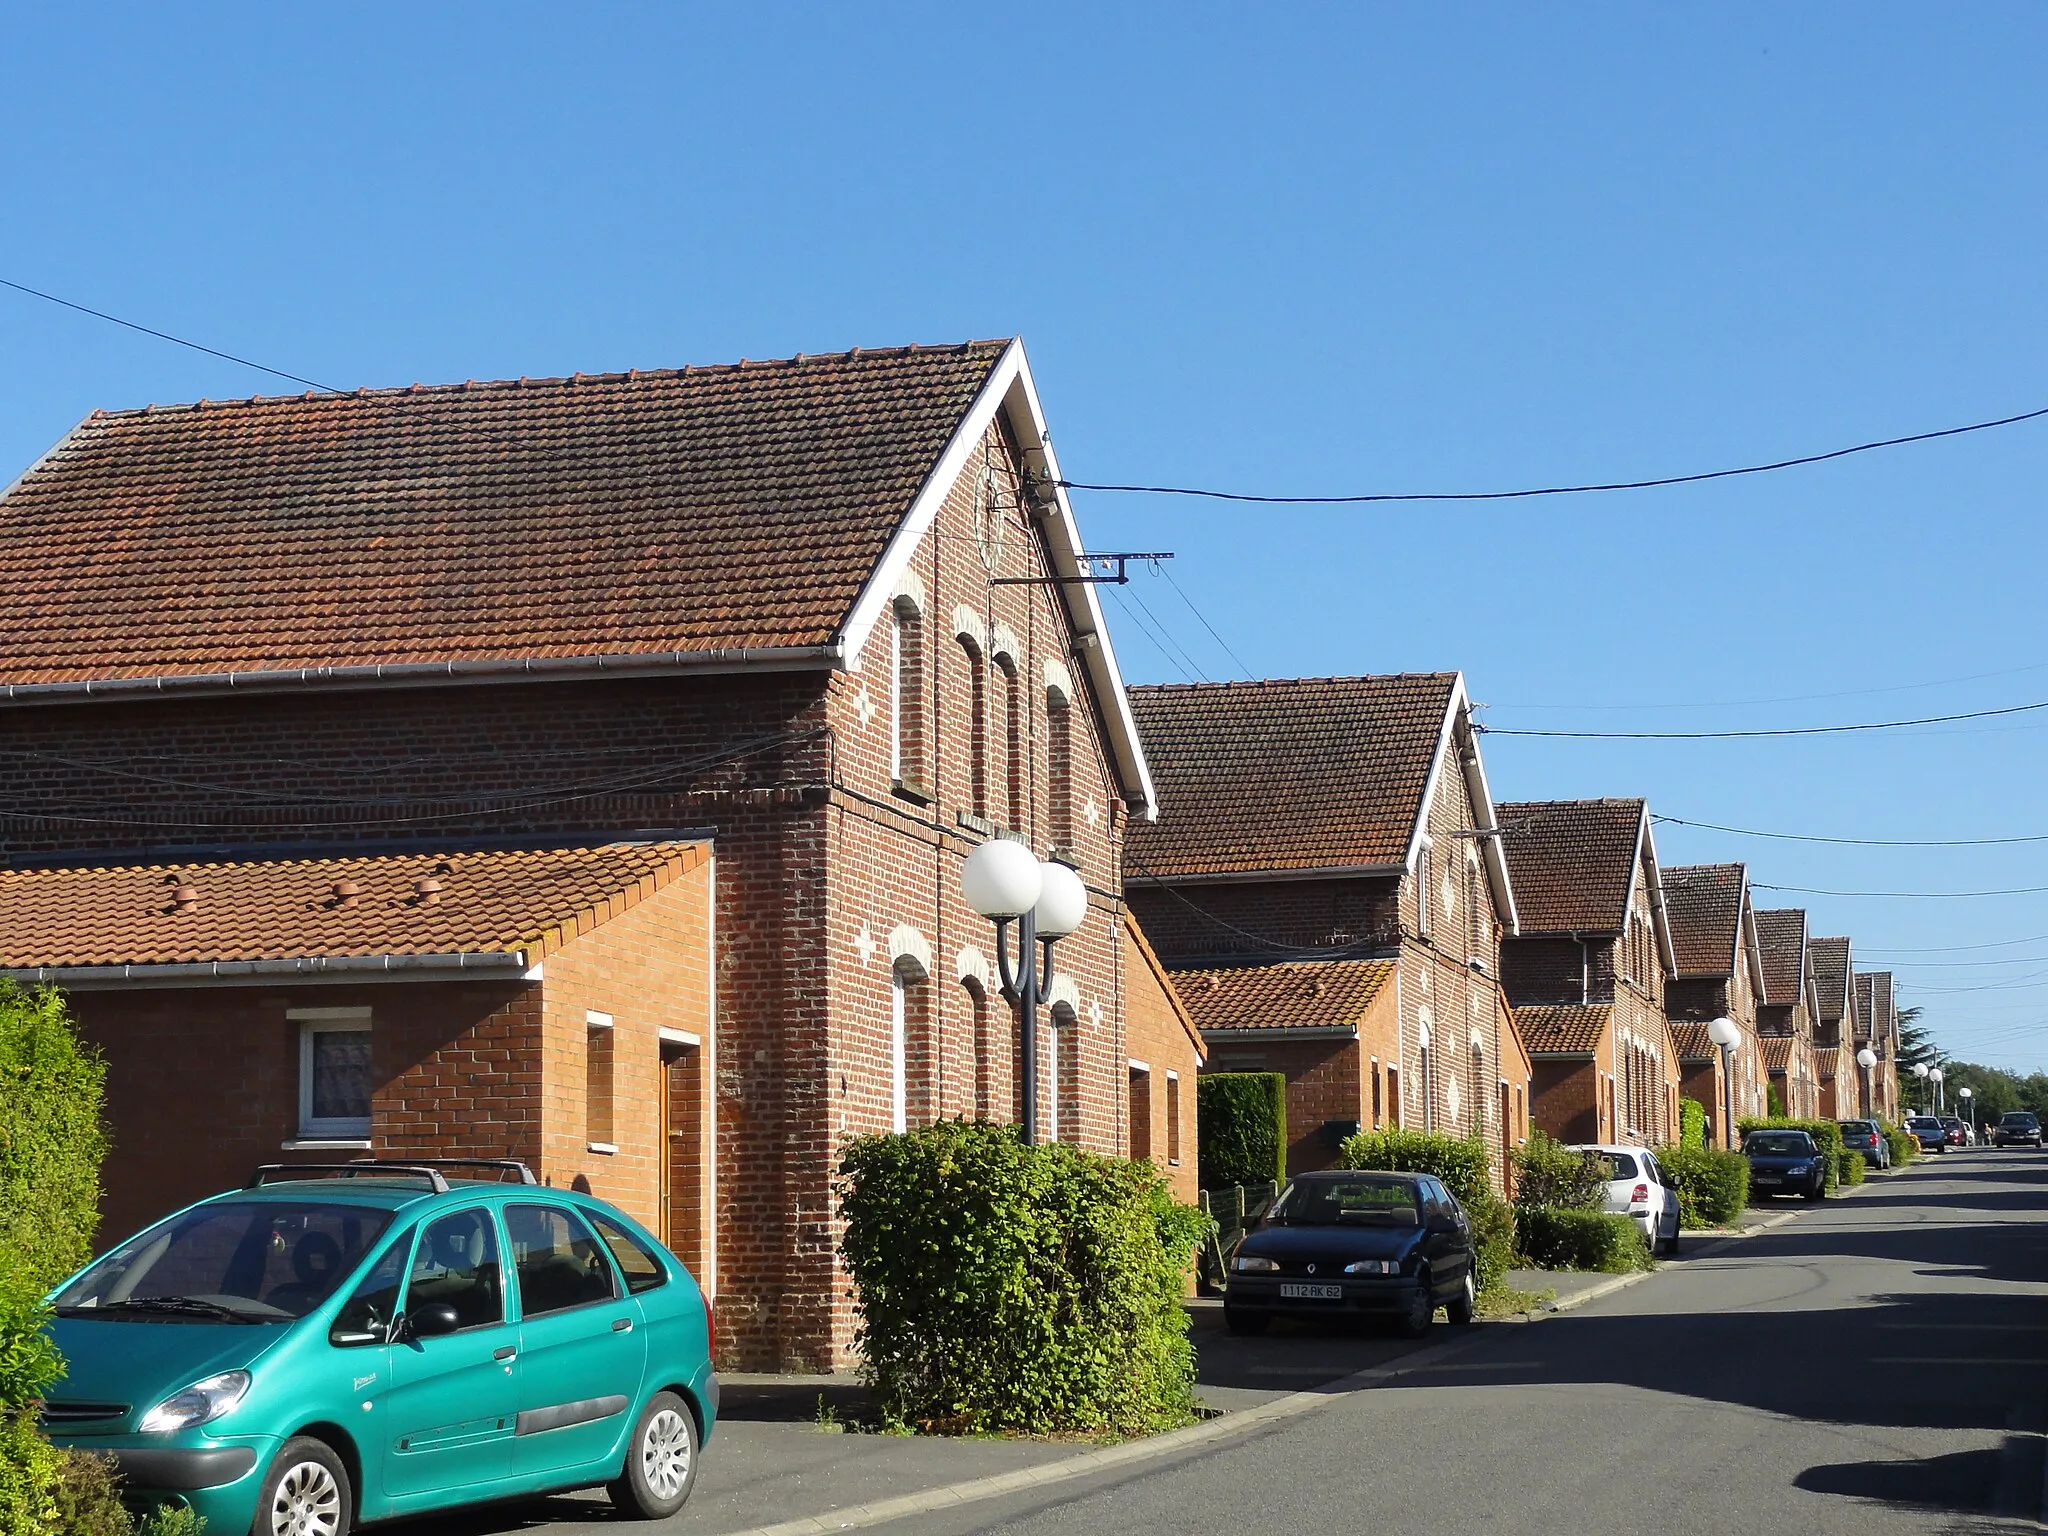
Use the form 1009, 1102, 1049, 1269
41, 1160, 718, 1536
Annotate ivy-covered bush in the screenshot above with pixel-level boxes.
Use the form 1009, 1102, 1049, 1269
1508, 1132, 1606, 1212
1516, 1208, 1653, 1273
1657, 1145, 1749, 1228
1739, 1117, 1845, 1192
837, 1120, 1210, 1436
1337, 1129, 1513, 1292
1196, 1074, 1286, 1191
1678, 1098, 1708, 1150
1834, 1148, 1867, 1187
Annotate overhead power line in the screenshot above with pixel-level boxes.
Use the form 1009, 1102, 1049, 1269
1059, 401, 2048, 505
1479, 697, 2048, 740
0, 276, 338, 393
1654, 814, 2048, 848
1753, 881, 2048, 899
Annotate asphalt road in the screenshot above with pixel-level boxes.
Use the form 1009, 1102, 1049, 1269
880, 1148, 2048, 1536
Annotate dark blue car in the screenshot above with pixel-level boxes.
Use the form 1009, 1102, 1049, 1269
1743, 1129, 1827, 1200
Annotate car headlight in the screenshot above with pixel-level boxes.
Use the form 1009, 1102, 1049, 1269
1344, 1259, 1398, 1275
138, 1371, 251, 1433
1232, 1254, 1280, 1273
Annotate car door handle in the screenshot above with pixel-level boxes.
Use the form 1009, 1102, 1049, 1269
611, 1318, 634, 1333
494, 1346, 517, 1361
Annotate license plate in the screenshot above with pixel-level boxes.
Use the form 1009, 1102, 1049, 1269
1279, 1282, 1343, 1300
1754, 1175, 1781, 1184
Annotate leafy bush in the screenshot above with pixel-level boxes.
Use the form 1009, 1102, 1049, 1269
0, 982, 108, 1290
1766, 1082, 1787, 1116
48, 1450, 131, 1536
837, 1120, 1210, 1436
1678, 1098, 1707, 1150
137, 1508, 207, 1536
1658, 1145, 1749, 1228
1834, 1148, 1867, 1187
1881, 1121, 1916, 1166
1739, 1118, 1844, 1192
1508, 1132, 1606, 1212
1515, 1208, 1653, 1273
1196, 1074, 1286, 1191
1336, 1128, 1491, 1206
1464, 1189, 1518, 1293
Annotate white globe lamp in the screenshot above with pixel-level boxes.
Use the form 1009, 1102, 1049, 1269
1706, 1016, 1740, 1050
1856, 1048, 1877, 1070
1033, 861, 1089, 939
962, 839, 1043, 919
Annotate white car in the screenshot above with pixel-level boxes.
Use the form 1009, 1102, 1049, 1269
1567, 1144, 1681, 1257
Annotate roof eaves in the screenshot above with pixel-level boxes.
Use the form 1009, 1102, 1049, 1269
12, 951, 535, 991
525, 843, 707, 961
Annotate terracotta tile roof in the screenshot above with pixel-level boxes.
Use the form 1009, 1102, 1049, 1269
0, 344, 1007, 685
1815, 1047, 1840, 1079
1761, 1036, 1795, 1072
1852, 974, 1875, 1041
1753, 908, 1808, 1007
1671, 1021, 1714, 1060
1169, 958, 1396, 1033
1809, 936, 1852, 1022
0, 842, 705, 967
1512, 1004, 1613, 1055
1865, 972, 1895, 1040
1494, 799, 1646, 933
1125, 675, 1457, 878
1661, 864, 1747, 976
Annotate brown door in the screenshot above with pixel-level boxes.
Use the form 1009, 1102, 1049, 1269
659, 1039, 702, 1276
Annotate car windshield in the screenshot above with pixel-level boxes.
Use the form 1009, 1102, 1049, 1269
53, 1202, 395, 1323
1838, 1121, 1875, 1134
1744, 1132, 1813, 1156
1272, 1176, 1421, 1227
1907, 1118, 1942, 1131
2000, 1114, 2038, 1127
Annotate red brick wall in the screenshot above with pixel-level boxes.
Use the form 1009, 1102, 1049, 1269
1126, 877, 1399, 962
1531, 1058, 1600, 1146
1121, 919, 1203, 1205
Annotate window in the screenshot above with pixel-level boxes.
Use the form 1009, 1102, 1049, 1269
962, 637, 989, 819
295, 1009, 371, 1141
967, 977, 995, 1120
889, 973, 908, 1134
1388, 1065, 1402, 1127
588, 1212, 669, 1295
1416, 840, 1432, 940
507, 1204, 618, 1316
1044, 1022, 1059, 1142
407, 1208, 504, 1331
1129, 1065, 1152, 1162
332, 1226, 415, 1345
1371, 1058, 1382, 1128
1047, 695, 1074, 849
1166, 1071, 1182, 1166
1002, 657, 1024, 830
586, 1011, 616, 1151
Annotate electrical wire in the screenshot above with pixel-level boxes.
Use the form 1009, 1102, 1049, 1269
1107, 585, 1207, 683
1494, 659, 2048, 713
0, 276, 338, 393
1479, 697, 2048, 740
1151, 560, 1256, 679
1753, 881, 2048, 899
1652, 814, 2048, 848
1057, 401, 2048, 505
1861, 932, 2048, 955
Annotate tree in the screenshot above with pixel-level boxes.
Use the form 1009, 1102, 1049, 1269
1895, 1006, 1936, 1073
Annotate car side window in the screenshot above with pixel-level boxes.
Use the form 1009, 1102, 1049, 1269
331, 1226, 415, 1347
586, 1212, 669, 1295
407, 1209, 504, 1331
507, 1203, 620, 1317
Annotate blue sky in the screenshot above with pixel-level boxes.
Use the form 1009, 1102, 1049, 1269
4, 5, 2045, 1072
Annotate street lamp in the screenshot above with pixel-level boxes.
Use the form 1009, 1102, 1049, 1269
1706, 1016, 1741, 1148
1912, 1061, 1930, 1113
1856, 1047, 1878, 1119
1929, 1066, 1944, 1116
961, 840, 1088, 1146
1958, 1085, 1973, 1141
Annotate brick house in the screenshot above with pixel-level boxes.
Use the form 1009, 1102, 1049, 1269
1805, 935, 1857, 1119
1754, 907, 1823, 1118
1660, 863, 1769, 1144
1495, 799, 1682, 1148
1123, 675, 1530, 1186
1850, 971, 1900, 1122
0, 338, 1196, 1370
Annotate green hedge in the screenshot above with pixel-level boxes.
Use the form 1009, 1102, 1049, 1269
1739, 1117, 1844, 1192
1678, 1098, 1708, 1150
1197, 1073, 1286, 1191
1658, 1145, 1749, 1228
1834, 1148, 1867, 1187
837, 1120, 1210, 1436
1508, 1132, 1606, 1212
1880, 1121, 1916, 1166
1515, 1208, 1653, 1273
0, 982, 107, 1291
1336, 1129, 1512, 1291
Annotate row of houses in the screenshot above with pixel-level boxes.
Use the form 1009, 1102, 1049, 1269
0, 338, 1899, 1373
1126, 677, 1905, 1180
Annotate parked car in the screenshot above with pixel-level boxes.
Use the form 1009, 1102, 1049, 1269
1939, 1116, 1972, 1147
41, 1160, 717, 1536
1906, 1116, 1949, 1154
1742, 1129, 1828, 1200
1837, 1119, 1891, 1169
1991, 1112, 2043, 1148
1226, 1170, 1477, 1339
1567, 1144, 1681, 1256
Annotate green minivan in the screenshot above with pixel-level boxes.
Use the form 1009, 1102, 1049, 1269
41, 1160, 719, 1536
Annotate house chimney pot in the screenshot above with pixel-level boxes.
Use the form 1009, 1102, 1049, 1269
171, 884, 199, 912
332, 879, 362, 907
414, 877, 444, 904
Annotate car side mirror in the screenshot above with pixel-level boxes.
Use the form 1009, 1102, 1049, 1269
398, 1301, 461, 1341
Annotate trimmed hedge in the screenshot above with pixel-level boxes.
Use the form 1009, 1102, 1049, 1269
1508, 1132, 1606, 1212
1834, 1148, 1867, 1187
1337, 1129, 1512, 1292
1678, 1097, 1708, 1151
1197, 1073, 1286, 1191
837, 1120, 1210, 1436
0, 981, 107, 1290
1880, 1121, 1916, 1166
1658, 1145, 1749, 1228
1739, 1117, 1845, 1192
1515, 1208, 1653, 1273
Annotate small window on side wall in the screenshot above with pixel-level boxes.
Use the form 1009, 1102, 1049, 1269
295, 1010, 371, 1141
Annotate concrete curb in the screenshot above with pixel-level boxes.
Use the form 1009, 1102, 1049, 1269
706, 1328, 1497, 1536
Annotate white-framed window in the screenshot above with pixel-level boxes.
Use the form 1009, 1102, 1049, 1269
1166, 1070, 1182, 1166
586, 1010, 617, 1153
1416, 838, 1433, 940
890, 973, 908, 1134
1044, 1023, 1059, 1142
888, 613, 903, 780
293, 1007, 372, 1141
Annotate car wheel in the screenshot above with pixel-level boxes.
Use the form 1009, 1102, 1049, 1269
254, 1436, 350, 1536
1661, 1217, 1681, 1257
1806, 1179, 1826, 1202
1223, 1307, 1270, 1336
1446, 1270, 1476, 1325
608, 1391, 700, 1520
1396, 1276, 1434, 1339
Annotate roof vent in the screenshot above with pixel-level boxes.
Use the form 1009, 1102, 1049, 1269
331, 879, 363, 908
169, 882, 199, 913
413, 877, 444, 905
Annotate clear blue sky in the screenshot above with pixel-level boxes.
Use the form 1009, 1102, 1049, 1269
4, 6, 2044, 1073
